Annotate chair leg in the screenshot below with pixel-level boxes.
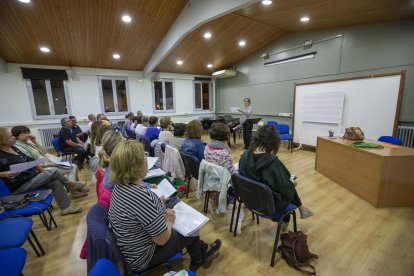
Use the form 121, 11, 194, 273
229, 197, 237, 232
292, 210, 297, 232
233, 200, 242, 237
203, 191, 210, 213
38, 213, 51, 231
30, 230, 45, 256
256, 214, 259, 224
27, 236, 41, 257
186, 176, 191, 199
271, 221, 283, 267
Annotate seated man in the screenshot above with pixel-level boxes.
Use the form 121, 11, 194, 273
58, 117, 88, 169
69, 115, 88, 142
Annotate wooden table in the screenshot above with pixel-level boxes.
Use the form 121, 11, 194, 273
315, 136, 414, 207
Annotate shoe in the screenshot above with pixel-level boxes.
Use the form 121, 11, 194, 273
281, 220, 289, 232
68, 182, 86, 191
189, 239, 221, 272
70, 190, 88, 200
300, 208, 314, 219
60, 205, 82, 216
77, 187, 90, 193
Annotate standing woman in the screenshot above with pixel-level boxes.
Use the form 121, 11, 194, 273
238, 97, 253, 150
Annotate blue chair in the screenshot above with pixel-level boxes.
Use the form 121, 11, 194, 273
51, 137, 76, 161
231, 173, 297, 267
89, 258, 121, 276
378, 136, 402, 145
0, 217, 45, 257
180, 152, 201, 198
277, 124, 293, 153
125, 128, 136, 140
0, 179, 57, 231
266, 120, 278, 131
0, 248, 26, 276
137, 135, 153, 157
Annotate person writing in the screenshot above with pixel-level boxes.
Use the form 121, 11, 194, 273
108, 140, 221, 272
238, 97, 253, 150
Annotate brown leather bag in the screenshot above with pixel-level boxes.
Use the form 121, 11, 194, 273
343, 127, 365, 140
278, 231, 318, 275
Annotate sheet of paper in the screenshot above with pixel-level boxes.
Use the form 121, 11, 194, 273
147, 157, 158, 170
44, 153, 62, 164
57, 161, 72, 168
230, 107, 239, 113
144, 168, 165, 179
150, 178, 176, 198
10, 159, 42, 173
173, 201, 209, 237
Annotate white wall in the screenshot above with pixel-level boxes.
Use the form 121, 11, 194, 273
0, 63, 214, 142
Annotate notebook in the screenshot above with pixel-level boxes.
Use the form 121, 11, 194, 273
172, 201, 209, 237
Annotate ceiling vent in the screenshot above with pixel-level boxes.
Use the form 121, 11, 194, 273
212, 69, 236, 78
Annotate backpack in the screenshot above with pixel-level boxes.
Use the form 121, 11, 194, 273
343, 127, 365, 140
278, 231, 318, 275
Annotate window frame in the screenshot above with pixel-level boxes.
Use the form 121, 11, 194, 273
151, 79, 176, 113
193, 80, 215, 111
26, 79, 72, 120
97, 76, 131, 115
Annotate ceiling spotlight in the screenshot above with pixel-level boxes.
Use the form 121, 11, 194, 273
113, 53, 121, 59
238, 40, 246, 47
262, 0, 272, 5
207, 64, 213, 68
204, 32, 212, 39
177, 60, 183, 65
122, 15, 132, 23
40, 47, 50, 53
300, 16, 310, 22
18, 0, 31, 3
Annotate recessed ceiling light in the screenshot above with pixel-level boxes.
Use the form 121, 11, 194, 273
262, 0, 272, 5
113, 53, 121, 59
300, 16, 310, 22
204, 32, 212, 39
207, 64, 213, 68
18, 0, 31, 3
40, 47, 50, 53
177, 60, 183, 65
238, 40, 246, 47
122, 15, 132, 23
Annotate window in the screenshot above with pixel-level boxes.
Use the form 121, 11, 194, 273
98, 77, 129, 114
152, 80, 175, 112
194, 80, 214, 111
27, 79, 71, 119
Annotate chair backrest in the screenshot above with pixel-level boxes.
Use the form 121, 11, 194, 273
231, 173, 275, 217
277, 124, 290, 135
266, 121, 278, 131
136, 134, 153, 156
151, 140, 165, 169
378, 136, 402, 145
51, 137, 62, 153
0, 179, 11, 196
180, 151, 201, 179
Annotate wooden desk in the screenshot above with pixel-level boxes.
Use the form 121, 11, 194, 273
315, 136, 414, 207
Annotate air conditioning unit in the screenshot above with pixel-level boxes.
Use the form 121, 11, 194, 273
212, 69, 236, 78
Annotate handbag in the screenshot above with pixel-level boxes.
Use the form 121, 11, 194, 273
0, 193, 30, 210
343, 127, 365, 140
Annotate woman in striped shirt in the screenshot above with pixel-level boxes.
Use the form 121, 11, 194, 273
108, 140, 221, 272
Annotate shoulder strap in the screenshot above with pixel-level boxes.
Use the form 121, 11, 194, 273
291, 237, 317, 275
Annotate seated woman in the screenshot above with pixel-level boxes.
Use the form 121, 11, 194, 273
239, 125, 313, 230
108, 140, 221, 272
170, 123, 186, 151
135, 115, 149, 136
182, 120, 205, 161
204, 123, 236, 175
158, 116, 173, 144
11, 125, 89, 198
145, 116, 160, 142
0, 127, 82, 215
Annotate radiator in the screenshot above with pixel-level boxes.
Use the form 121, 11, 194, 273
39, 128, 61, 149
397, 126, 414, 148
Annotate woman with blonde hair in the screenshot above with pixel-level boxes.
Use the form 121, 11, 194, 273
182, 120, 206, 161
108, 140, 221, 272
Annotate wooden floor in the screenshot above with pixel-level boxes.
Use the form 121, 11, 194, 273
22, 136, 414, 276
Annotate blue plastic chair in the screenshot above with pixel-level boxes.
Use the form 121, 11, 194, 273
266, 120, 278, 131
378, 136, 402, 145
0, 179, 57, 231
231, 173, 297, 267
0, 217, 45, 257
89, 258, 121, 276
277, 124, 293, 153
0, 248, 26, 276
51, 137, 76, 161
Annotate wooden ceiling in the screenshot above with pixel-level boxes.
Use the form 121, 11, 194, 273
0, 0, 413, 75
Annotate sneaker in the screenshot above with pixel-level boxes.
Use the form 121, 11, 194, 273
70, 190, 88, 200
60, 205, 82, 216
68, 182, 86, 191
300, 208, 314, 219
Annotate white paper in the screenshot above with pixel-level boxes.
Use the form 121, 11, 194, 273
150, 178, 176, 198
144, 168, 165, 179
173, 201, 209, 237
147, 157, 158, 170
44, 153, 62, 164
57, 161, 72, 168
230, 107, 239, 113
10, 159, 42, 173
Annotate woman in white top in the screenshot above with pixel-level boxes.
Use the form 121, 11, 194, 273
158, 116, 173, 144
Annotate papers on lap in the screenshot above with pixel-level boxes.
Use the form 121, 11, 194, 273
172, 201, 209, 237
150, 179, 176, 198
144, 168, 165, 179
57, 161, 72, 169
147, 157, 158, 169
10, 159, 42, 173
